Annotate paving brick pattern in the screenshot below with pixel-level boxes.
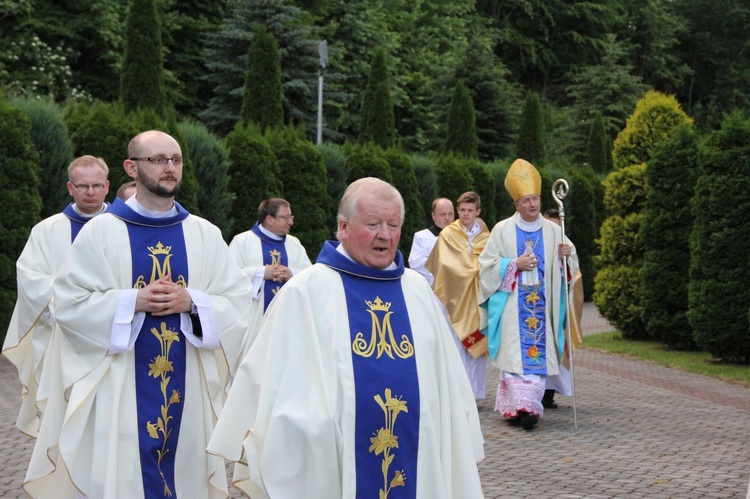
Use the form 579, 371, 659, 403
1, 303, 749, 498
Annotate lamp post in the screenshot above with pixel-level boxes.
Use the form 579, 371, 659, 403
316, 40, 328, 146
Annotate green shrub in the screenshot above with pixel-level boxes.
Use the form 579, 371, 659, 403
640, 125, 698, 349
344, 142, 392, 184
266, 126, 331, 259
435, 153, 472, 206
688, 113, 750, 363
410, 154, 439, 223
12, 97, 74, 217
225, 122, 282, 238
383, 148, 423, 259
0, 97, 41, 336
318, 143, 348, 237
178, 120, 234, 239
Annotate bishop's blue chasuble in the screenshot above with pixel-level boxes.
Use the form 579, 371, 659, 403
250, 222, 289, 312
515, 226, 548, 375
108, 199, 190, 498
317, 241, 420, 499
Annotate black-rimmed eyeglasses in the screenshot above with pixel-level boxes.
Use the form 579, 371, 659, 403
129, 156, 183, 166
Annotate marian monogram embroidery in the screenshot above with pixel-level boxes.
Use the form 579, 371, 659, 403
133, 242, 187, 289
369, 389, 408, 498
352, 297, 414, 359
269, 249, 282, 265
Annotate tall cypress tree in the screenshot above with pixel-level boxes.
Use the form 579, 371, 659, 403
641, 125, 698, 350
586, 112, 612, 174
241, 24, 284, 131
444, 80, 478, 160
0, 97, 41, 336
383, 148, 424, 259
516, 91, 546, 168
359, 48, 396, 148
120, 0, 166, 115
689, 113, 750, 363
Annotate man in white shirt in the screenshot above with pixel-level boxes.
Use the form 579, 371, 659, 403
408, 197, 454, 286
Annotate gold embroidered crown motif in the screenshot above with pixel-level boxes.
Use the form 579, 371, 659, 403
148, 242, 171, 255
366, 296, 392, 311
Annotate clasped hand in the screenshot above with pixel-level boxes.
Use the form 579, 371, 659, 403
135, 274, 191, 316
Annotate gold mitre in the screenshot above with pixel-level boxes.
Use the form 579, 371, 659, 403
504, 158, 541, 201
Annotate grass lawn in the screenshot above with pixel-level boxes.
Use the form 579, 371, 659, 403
582, 332, 750, 387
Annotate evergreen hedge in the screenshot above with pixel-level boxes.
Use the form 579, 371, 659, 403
359, 48, 396, 148
225, 122, 282, 239
121, 0, 166, 115
435, 153, 472, 207
688, 113, 750, 363
266, 126, 331, 259
516, 92, 546, 168
0, 98, 41, 336
382, 148, 423, 259
640, 125, 698, 349
178, 121, 235, 239
444, 80, 478, 160
12, 97, 74, 217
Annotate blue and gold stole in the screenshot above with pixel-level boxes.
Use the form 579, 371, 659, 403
515, 226, 548, 375
62, 202, 108, 241
108, 199, 190, 498
250, 222, 288, 312
317, 241, 420, 499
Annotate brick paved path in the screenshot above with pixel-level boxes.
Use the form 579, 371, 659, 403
2, 303, 749, 498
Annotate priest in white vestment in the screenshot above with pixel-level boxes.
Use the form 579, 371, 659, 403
478, 159, 577, 430
408, 197, 454, 286
228, 198, 311, 367
23, 131, 253, 499
2, 155, 110, 437
209, 177, 484, 499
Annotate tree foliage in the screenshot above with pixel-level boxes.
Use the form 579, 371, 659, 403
586, 112, 612, 174
444, 80, 478, 160
612, 90, 693, 170
0, 97, 41, 335
225, 122, 282, 238
241, 24, 284, 131
688, 113, 750, 363
640, 125, 698, 349
266, 126, 331, 257
359, 48, 396, 148
178, 120, 235, 239
594, 164, 647, 339
516, 92, 546, 168
382, 148, 423, 259
12, 97, 74, 217
121, 0, 166, 115
435, 154, 473, 207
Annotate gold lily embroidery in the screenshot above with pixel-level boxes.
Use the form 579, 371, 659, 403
146, 322, 181, 497
522, 289, 543, 363
369, 388, 408, 498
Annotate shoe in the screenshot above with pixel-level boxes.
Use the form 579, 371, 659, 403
542, 389, 558, 409
521, 413, 539, 430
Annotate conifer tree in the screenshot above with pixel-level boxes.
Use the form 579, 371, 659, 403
359, 48, 396, 148
586, 112, 612, 174
241, 24, 284, 131
410, 155, 439, 224
178, 121, 235, 239
0, 97, 41, 335
595, 91, 692, 339
383, 148, 424, 259
121, 0, 166, 115
689, 113, 750, 363
467, 160, 496, 226
516, 92, 546, 168
12, 97, 74, 217
345, 142, 392, 184
641, 125, 698, 350
266, 126, 331, 257
225, 122, 282, 238
444, 80, 478, 160
435, 154, 473, 207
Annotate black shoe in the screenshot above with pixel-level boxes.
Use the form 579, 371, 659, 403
542, 389, 558, 409
520, 413, 539, 430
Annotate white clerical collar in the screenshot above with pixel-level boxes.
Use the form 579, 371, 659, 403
336, 243, 398, 270
258, 223, 284, 241
72, 203, 107, 218
463, 221, 481, 236
514, 212, 541, 232
125, 196, 178, 218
